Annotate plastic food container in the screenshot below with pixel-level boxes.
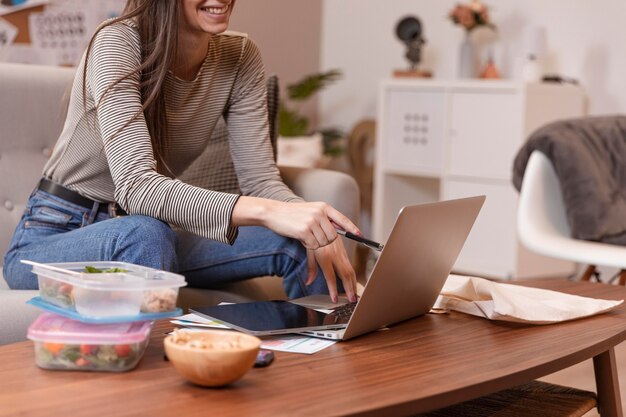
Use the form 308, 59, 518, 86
27, 313, 152, 372
26, 261, 186, 318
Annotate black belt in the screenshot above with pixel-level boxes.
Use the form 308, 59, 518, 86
37, 178, 127, 217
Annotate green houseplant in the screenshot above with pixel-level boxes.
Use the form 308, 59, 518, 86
278, 69, 344, 163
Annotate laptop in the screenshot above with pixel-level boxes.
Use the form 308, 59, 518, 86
190, 195, 485, 341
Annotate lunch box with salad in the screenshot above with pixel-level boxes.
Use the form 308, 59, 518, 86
23, 260, 186, 318
27, 313, 152, 372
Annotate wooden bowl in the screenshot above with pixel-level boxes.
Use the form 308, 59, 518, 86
164, 329, 261, 387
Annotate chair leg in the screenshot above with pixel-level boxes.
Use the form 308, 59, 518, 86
619, 270, 626, 286
580, 265, 597, 282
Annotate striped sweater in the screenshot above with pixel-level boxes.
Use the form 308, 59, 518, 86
43, 20, 300, 244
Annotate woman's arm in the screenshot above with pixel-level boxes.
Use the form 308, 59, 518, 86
232, 196, 360, 303
232, 196, 359, 249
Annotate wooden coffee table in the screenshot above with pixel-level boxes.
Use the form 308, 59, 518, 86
1, 279, 624, 417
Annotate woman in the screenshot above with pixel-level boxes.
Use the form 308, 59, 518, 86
3, 0, 359, 304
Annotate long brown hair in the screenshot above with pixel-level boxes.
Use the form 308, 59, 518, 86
82, 0, 179, 175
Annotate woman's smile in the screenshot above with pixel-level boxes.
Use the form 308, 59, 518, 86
182, 0, 234, 34
199, 3, 230, 16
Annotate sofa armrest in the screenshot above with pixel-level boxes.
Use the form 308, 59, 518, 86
0, 289, 40, 345
279, 166, 360, 221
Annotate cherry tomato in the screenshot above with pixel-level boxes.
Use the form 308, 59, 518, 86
80, 344, 97, 355
75, 357, 91, 367
59, 284, 73, 294
115, 344, 131, 357
43, 342, 64, 355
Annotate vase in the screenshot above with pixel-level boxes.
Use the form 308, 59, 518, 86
458, 32, 477, 79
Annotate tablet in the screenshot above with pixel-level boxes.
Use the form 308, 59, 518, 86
190, 300, 350, 336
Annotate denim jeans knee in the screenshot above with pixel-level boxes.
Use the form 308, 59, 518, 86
108, 215, 178, 272
177, 226, 330, 299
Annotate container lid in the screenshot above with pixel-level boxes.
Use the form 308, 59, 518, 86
27, 296, 183, 324
24, 260, 186, 291
27, 313, 153, 344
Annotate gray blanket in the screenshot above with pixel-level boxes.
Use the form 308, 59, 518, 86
512, 115, 626, 245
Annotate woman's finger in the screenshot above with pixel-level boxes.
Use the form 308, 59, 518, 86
305, 249, 318, 286
325, 205, 360, 235
316, 251, 338, 303
310, 222, 331, 248
330, 240, 357, 302
320, 216, 339, 245
339, 265, 357, 303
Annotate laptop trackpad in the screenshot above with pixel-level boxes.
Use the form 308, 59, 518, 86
291, 294, 350, 310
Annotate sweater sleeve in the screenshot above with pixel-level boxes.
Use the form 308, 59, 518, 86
225, 37, 303, 203
87, 23, 240, 244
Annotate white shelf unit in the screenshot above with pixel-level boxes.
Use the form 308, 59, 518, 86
373, 79, 586, 279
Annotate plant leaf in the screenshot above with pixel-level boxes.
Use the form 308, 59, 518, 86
278, 106, 309, 137
287, 69, 343, 101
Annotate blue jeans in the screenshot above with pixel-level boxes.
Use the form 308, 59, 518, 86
3, 189, 329, 298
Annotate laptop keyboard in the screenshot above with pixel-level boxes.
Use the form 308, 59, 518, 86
329, 302, 358, 319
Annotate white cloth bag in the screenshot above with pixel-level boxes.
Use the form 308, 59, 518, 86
434, 275, 623, 324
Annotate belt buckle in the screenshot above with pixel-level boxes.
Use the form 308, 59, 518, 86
108, 203, 124, 218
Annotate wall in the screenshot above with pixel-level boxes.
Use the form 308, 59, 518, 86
0, 1, 323, 121
319, 0, 626, 132
230, 0, 322, 125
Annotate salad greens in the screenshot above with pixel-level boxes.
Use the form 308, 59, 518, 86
36, 341, 145, 372
84, 266, 129, 273
40, 279, 74, 308
39, 266, 130, 309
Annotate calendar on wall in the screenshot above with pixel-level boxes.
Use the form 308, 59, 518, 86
0, 0, 125, 66
28, 9, 87, 66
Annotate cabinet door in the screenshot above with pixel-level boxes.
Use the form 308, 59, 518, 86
448, 91, 522, 180
443, 179, 518, 279
383, 89, 445, 175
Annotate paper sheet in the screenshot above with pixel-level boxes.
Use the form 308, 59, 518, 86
171, 313, 230, 329
259, 334, 336, 354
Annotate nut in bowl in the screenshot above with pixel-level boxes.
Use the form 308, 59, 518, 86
164, 329, 261, 387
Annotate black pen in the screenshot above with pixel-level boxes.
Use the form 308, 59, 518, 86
337, 230, 384, 252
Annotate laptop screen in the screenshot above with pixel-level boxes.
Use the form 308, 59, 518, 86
190, 301, 350, 335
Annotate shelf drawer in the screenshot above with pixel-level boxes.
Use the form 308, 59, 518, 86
443, 179, 518, 279
382, 89, 445, 175
447, 91, 523, 180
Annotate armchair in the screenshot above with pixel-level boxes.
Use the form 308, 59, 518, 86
0, 62, 359, 344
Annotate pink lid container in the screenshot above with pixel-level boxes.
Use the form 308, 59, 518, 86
27, 313, 153, 372
28, 313, 152, 344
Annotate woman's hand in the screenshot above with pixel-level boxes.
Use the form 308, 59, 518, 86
232, 196, 360, 301
305, 238, 358, 303
232, 197, 361, 250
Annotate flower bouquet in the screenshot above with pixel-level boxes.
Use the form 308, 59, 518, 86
449, 0, 497, 78
449, 0, 495, 33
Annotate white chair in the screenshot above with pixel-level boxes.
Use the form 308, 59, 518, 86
517, 150, 626, 284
